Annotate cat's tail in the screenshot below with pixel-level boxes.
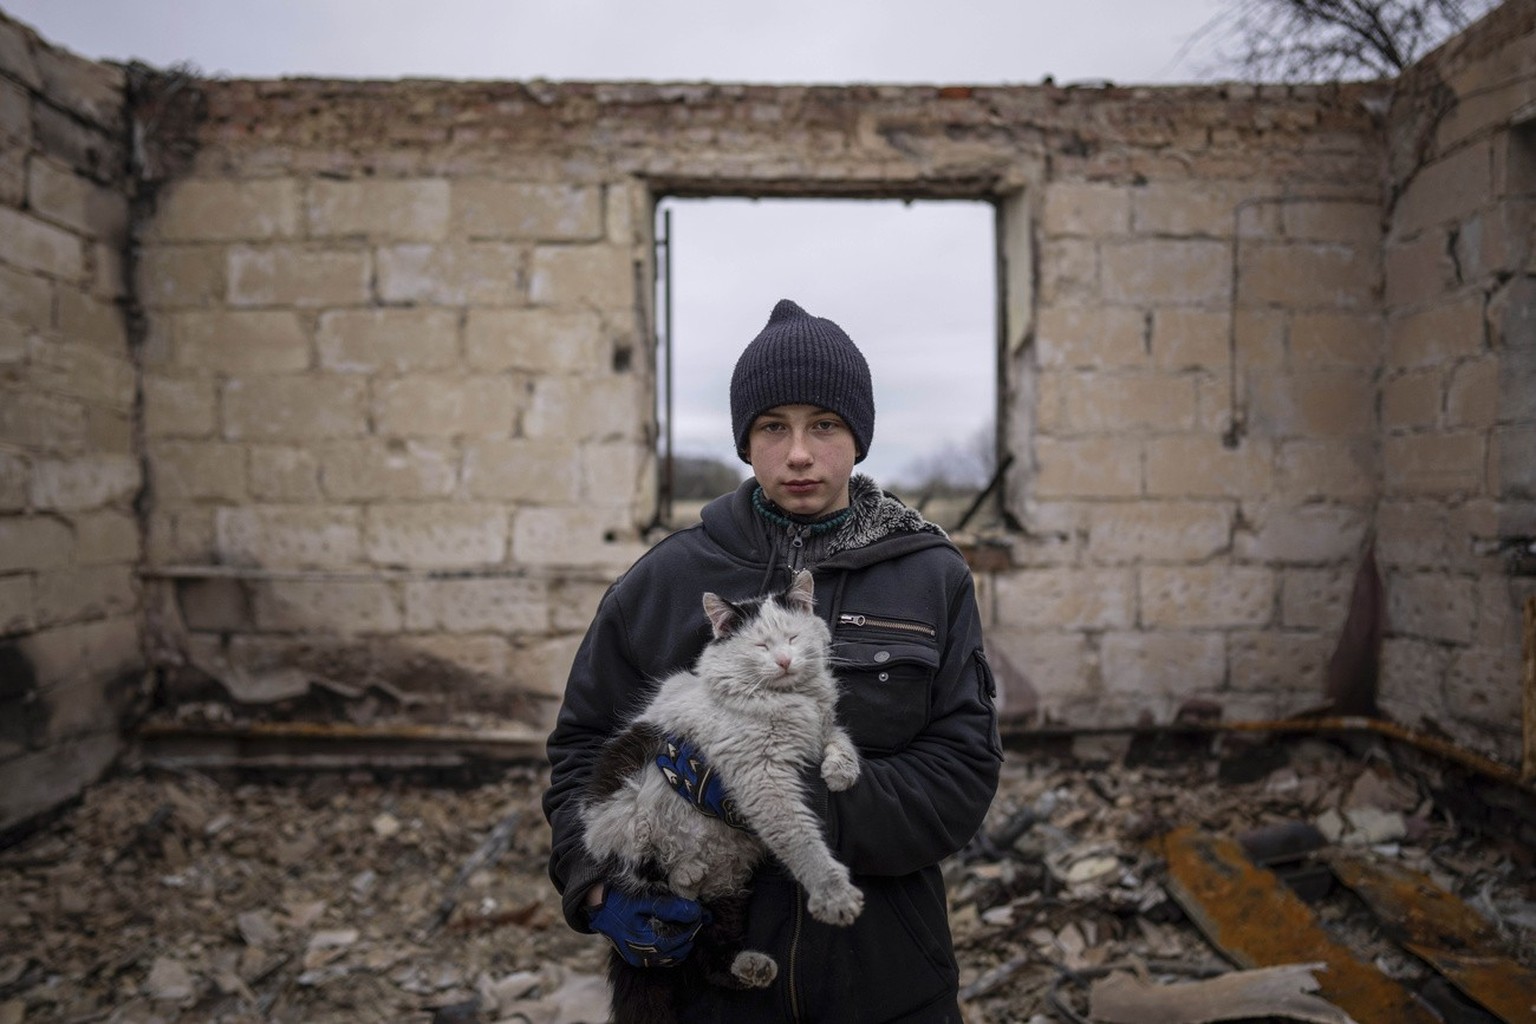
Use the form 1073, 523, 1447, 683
608, 951, 683, 1024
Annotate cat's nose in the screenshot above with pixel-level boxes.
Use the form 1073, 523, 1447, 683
776, 654, 793, 672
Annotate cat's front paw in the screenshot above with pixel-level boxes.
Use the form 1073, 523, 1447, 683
807, 876, 863, 926
820, 749, 860, 792
730, 950, 778, 988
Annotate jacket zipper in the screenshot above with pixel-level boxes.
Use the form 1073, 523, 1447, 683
785, 525, 807, 573
838, 613, 936, 639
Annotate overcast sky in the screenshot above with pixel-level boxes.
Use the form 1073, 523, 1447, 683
5, 0, 1229, 488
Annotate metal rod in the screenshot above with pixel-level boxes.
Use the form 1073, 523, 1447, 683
955, 454, 1014, 534
661, 206, 675, 525
1524, 595, 1535, 783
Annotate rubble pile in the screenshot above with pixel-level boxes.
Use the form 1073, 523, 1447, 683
952, 734, 1536, 1022
0, 733, 1532, 1023
0, 766, 606, 1023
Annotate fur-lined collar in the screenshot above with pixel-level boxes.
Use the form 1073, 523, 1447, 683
822, 475, 946, 555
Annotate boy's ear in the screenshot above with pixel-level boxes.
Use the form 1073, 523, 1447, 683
784, 569, 815, 612
702, 593, 740, 638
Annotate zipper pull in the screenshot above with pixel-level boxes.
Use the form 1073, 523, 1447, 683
839, 614, 867, 626
790, 525, 805, 549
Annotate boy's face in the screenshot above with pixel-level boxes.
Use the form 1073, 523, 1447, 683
746, 404, 856, 518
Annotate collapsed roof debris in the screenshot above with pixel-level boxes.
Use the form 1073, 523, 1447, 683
1, 730, 1533, 1023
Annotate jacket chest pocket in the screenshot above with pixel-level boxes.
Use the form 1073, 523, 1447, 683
833, 619, 939, 756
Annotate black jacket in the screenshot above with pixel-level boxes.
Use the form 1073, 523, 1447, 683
543, 478, 1003, 1024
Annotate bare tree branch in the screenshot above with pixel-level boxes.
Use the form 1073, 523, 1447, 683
1184, 0, 1500, 81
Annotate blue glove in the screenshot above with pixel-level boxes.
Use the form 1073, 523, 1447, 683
656, 734, 749, 831
587, 888, 707, 967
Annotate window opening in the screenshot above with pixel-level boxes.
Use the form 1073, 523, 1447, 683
654, 196, 997, 531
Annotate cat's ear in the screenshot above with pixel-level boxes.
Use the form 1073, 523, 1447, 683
702, 593, 741, 638
784, 569, 815, 613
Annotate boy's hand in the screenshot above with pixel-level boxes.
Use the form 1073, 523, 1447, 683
656, 735, 749, 831
587, 888, 707, 967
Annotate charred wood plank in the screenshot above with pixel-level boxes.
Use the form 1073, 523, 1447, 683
1329, 855, 1536, 1024
1152, 826, 1439, 1024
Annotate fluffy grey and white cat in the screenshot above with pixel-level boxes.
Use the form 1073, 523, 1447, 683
579, 568, 863, 1020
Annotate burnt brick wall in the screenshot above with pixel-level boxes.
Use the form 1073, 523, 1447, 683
0, 12, 142, 832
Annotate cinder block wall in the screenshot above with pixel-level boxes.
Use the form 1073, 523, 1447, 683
128, 72, 1395, 737
1375, 1, 1536, 753
0, 15, 143, 830
1001, 129, 1384, 727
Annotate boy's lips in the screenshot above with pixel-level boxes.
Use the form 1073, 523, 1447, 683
783, 479, 819, 493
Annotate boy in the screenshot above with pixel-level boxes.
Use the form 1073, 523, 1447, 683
544, 298, 1001, 1022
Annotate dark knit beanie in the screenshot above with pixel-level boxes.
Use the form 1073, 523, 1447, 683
729, 299, 875, 464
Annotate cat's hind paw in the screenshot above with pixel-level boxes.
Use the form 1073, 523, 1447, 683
820, 748, 860, 792
807, 877, 863, 926
730, 950, 778, 988
670, 858, 708, 896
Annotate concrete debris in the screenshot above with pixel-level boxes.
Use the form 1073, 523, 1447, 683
146, 955, 197, 1004
0, 735, 1531, 1021
1088, 962, 1359, 1024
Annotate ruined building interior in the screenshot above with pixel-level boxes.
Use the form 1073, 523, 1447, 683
1, 2, 1535, 1021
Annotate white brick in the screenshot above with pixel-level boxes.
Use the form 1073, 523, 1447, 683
216, 506, 363, 568
249, 446, 322, 502
1228, 629, 1330, 693
227, 246, 370, 308
0, 206, 84, 279
152, 442, 247, 502
307, 179, 450, 241
373, 376, 516, 438
1101, 631, 1225, 695
465, 307, 606, 373
222, 376, 368, 441
316, 308, 459, 373
463, 439, 580, 503
365, 504, 507, 568
524, 375, 642, 441
376, 243, 526, 305
151, 179, 300, 242
1235, 503, 1369, 564
1140, 565, 1275, 627
403, 576, 550, 633
252, 580, 402, 633
1086, 503, 1230, 563
528, 245, 634, 308
29, 455, 140, 511
452, 181, 602, 240
1032, 437, 1141, 499
143, 375, 217, 438
318, 439, 459, 501
993, 568, 1135, 630
984, 629, 1095, 715
73, 510, 139, 565
511, 507, 646, 568
1387, 571, 1476, 645
173, 311, 310, 373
